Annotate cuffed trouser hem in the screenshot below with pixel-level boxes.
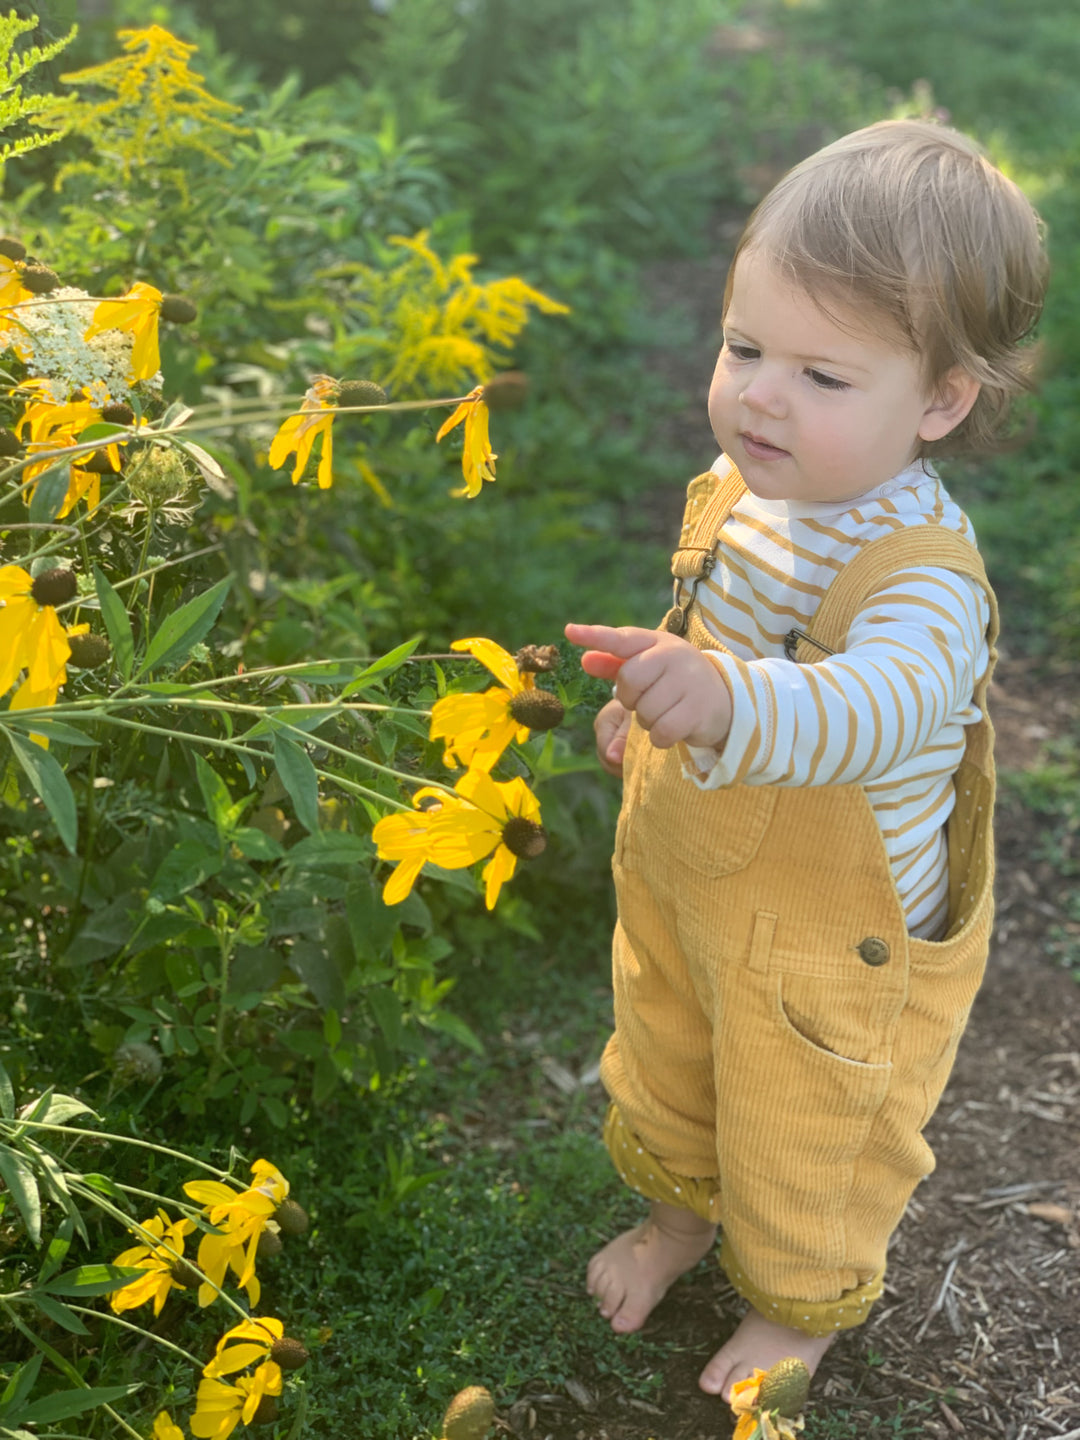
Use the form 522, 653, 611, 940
719, 1235, 884, 1336
603, 1104, 721, 1224
603, 1104, 883, 1336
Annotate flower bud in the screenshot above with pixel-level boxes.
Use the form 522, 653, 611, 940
274, 1198, 309, 1235
0, 236, 26, 261
0, 427, 21, 457
66, 632, 111, 670
515, 644, 559, 674
507, 689, 564, 731
336, 378, 388, 408
159, 294, 198, 324
481, 371, 528, 411
269, 1336, 309, 1370
102, 401, 136, 426
31, 568, 78, 607
19, 263, 60, 294
500, 816, 547, 859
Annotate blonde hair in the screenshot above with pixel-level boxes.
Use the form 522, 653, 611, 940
724, 119, 1049, 455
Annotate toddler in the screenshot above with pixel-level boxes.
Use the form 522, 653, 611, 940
566, 119, 1048, 1401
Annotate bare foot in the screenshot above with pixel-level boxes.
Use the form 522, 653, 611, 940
587, 1201, 717, 1334
698, 1309, 836, 1402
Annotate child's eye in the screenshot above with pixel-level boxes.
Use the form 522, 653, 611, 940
807, 368, 849, 391
726, 342, 759, 362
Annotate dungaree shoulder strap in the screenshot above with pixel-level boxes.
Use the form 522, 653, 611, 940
664, 464, 746, 634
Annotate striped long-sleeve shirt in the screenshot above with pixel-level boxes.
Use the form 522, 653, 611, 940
682, 455, 991, 940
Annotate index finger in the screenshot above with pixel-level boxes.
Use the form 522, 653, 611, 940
564, 623, 661, 658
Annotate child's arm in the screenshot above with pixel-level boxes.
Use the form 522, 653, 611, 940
678, 569, 991, 789
565, 623, 734, 753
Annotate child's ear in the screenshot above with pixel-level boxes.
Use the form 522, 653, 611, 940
918, 367, 981, 442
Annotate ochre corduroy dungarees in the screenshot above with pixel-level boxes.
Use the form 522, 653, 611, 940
600, 466, 998, 1336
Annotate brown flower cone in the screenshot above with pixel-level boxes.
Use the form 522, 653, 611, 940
270, 1336, 309, 1370
507, 688, 564, 731
441, 1386, 495, 1440
756, 1357, 811, 1417
274, 1197, 309, 1235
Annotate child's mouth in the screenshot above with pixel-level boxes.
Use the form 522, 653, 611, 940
740, 432, 790, 461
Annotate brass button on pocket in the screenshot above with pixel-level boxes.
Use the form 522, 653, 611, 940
857, 937, 890, 967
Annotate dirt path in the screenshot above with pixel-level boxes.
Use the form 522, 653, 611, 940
514, 222, 1080, 1439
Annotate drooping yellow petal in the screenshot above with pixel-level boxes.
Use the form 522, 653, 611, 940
450, 636, 525, 692
480, 842, 516, 910
84, 281, 163, 382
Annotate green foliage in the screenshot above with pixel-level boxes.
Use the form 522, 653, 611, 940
0, 9, 75, 167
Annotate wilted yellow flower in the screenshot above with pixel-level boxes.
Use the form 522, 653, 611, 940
268, 375, 337, 489
190, 1360, 282, 1440
430, 637, 564, 771
0, 564, 88, 731
374, 768, 545, 910
183, 1160, 290, 1308
84, 281, 163, 381
436, 385, 496, 498
203, 1317, 284, 1379
109, 1211, 197, 1317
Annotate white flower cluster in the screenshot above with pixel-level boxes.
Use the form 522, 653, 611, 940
0, 286, 160, 404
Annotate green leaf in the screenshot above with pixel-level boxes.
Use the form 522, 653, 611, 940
139, 575, 230, 676
285, 831, 373, 869
30, 1293, 89, 1335
149, 839, 223, 901
195, 752, 234, 837
27, 462, 69, 524
37, 1216, 75, 1284
2, 726, 77, 854
76, 421, 127, 443
93, 566, 135, 682
43, 1263, 145, 1297
340, 637, 420, 697
20, 1384, 141, 1424
2, 716, 98, 747
0, 1145, 42, 1244
29, 1094, 97, 1125
0, 1354, 43, 1418
273, 732, 320, 833
0, 1057, 14, 1118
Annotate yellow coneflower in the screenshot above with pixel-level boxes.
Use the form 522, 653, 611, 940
436, 385, 496, 498
267, 374, 338, 489
108, 1211, 198, 1317
183, 1160, 290, 1309
14, 383, 122, 518
430, 637, 564, 771
190, 1361, 282, 1440
373, 768, 545, 910
0, 564, 88, 727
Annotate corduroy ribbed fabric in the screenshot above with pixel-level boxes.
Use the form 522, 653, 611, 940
600, 466, 998, 1335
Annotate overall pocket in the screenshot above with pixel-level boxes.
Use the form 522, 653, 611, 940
619, 728, 776, 878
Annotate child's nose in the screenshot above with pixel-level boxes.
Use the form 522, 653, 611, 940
739, 370, 786, 417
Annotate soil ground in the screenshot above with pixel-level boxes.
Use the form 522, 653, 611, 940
499, 213, 1080, 1440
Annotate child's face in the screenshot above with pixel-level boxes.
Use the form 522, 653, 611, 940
709, 250, 965, 504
